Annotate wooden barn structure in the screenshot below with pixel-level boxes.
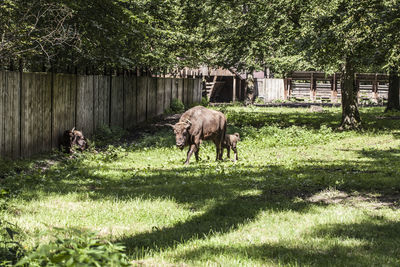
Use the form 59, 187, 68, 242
201, 68, 248, 102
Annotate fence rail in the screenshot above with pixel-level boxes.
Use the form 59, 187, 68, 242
0, 71, 202, 159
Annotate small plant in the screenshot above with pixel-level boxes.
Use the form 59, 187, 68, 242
201, 97, 209, 107
254, 97, 265, 104
170, 98, 185, 113
16, 228, 130, 267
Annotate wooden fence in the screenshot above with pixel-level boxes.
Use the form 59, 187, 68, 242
255, 73, 390, 103
0, 71, 202, 158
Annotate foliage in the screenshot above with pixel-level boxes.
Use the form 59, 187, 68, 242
169, 98, 185, 113
201, 96, 209, 107
0, 189, 24, 266
16, 228, 130, 266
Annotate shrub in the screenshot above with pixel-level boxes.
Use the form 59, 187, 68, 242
170, 98, 185, 113
201, 97, 209, 107
16, 229, 130, 267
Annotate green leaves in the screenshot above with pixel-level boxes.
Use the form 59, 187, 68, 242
16, 228, 130, 267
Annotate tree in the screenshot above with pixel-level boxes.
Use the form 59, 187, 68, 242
299, 0, 384, 129
0, 0, 79, 69
380, 1, 400, 111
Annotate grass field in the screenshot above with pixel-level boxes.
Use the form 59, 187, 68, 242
1, 106, 400, 266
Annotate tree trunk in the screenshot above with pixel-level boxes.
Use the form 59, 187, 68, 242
339, 58, 361, 130
385, 68, 400, 112
245, 73, 255, 105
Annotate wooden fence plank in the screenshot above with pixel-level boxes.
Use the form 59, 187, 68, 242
147, 77, 157, 119
41, 73, 52, 153
21, 73, 32, 156
137, 76, 147, 123
0, 72, 5, 157
156, 78, 165, 116
171, 78, 178, 101
183, 79, 189, 106
164, 78, 172, 111
177, 78, 183, 103
124, 76, 137, 129
193, 78, 199, 104
76, 75, 94, 137
93, 75, 110, 130
52, 74, 76, 149
111, 75, 124, 128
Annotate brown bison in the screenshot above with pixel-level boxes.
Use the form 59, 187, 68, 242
223, 133, 240, 162
61, 127, 88, 153
171, 106, 227, 164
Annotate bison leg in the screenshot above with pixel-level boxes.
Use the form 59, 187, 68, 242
195, 146, 200, 161
227, 147, 231, 159
232, 147, 238, 162
185, 144, 197, 165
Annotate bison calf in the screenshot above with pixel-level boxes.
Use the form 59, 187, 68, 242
61, 127, 88, 153
223, 133, 240, 162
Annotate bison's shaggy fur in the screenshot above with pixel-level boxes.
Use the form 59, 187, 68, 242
61, 127, 88, 153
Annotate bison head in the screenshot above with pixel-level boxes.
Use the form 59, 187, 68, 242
71, 129, 87, 150
172, 120, 191, 150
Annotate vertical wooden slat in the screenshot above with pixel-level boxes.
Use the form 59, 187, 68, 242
0, 71, 5, 157
110, 75, 124, 128
76, 75, 94, 137
93, 75, 100, 130
21, 73, 32, 155
136, 76, 147, 123
42, 73, 52, 152
156, 78, 165, 116
187, 79, 194, 106
10, 72, 21, 157
147, 77, 157, 119
171, 78, 178, 100
52, 74, 76, 149
123, 76, 137, 129
177, 78, 183, 103
164, 78, 172, 111
183, 79, 188, 106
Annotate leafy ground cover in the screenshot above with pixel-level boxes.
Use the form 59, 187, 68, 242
1, 106, 400, 266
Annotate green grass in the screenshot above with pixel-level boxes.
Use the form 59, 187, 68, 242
2, 106, 400, 266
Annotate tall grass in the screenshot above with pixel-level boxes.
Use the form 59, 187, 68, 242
1, 106, 400, 266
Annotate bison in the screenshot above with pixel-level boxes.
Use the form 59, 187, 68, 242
170, 106, 227, 164
61, 127, 88, 153
223, 132, 240, 162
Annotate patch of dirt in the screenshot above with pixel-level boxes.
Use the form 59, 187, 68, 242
307, 189, 400, 209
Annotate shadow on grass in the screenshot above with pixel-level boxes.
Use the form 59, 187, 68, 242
172, 216, 400, 266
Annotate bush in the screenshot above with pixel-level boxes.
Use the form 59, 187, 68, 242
170, 98, 185, 113
16, 229, 130, 267
201, 97, 209, 107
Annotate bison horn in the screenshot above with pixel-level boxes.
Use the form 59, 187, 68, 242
71, 127, 76, 132
186, 120, 192, 126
